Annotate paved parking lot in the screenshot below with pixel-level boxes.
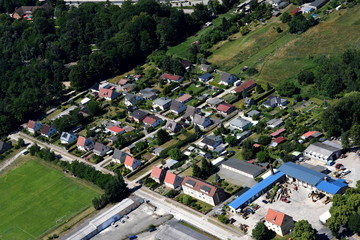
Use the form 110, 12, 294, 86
228, 182, 333, 238
217, 167, 257, 188
330, 152, 360, 188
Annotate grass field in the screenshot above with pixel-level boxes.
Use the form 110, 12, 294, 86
0, 158, 101, 240
207, 5, 360, 84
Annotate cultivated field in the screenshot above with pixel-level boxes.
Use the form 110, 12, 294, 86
208, 5, 360, 84
0, 158, 101, 240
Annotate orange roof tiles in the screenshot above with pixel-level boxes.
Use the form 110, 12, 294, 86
265, 209, 286, 227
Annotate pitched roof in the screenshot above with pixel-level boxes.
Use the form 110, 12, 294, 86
117, 78, 131, 85
108, 126, 124, 133
199, 73, 213, 80
265, 209, 287, 227
160, 73, 182, 81
233, 80, 256, 93
99, 88, 114, 98
220, 72, 237, 83
278, 162, 326, 185
77, 136, 87, 147
112, 149, 128, 161
170, 100, 185, 112
263, 96, 288, 107
222, 158, 264, 177
153, 97, 172, 106
165, 120, 181, 132
273, 137, 287, 144
302, 131, 320, 138
183, 106, 201, 119
230, 117, 252, 128
304, 141, 342, 159
193, 114, 211, 126
217, 103, 235, 112
176, 94, 192, 103
94, 142, 105, 152
40, 124, 53, 135
271, 128, 286, 137
130, 109, 148, 120
0, 141, 12, 152
182, 176, 222, 197
124, 155, 136, 166
151, 166, 166, 179
143, 115, 162, 125
206, 98, 224, 106
27, 120, 36, 128
202, 135, 222, 147
164, 172, 181, 185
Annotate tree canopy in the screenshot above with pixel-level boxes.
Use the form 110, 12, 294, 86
292, 220, 317, 240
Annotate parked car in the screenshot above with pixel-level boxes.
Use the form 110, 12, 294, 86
262, 200, 268, 204
129, 235, 137, 240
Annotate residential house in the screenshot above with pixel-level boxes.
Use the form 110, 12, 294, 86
170, 100, 187, 115
124, 156, 141, 171
181, 60, 192, 72
130, 110, 149, 123
60, 132, 78, 145
40, 125, 57, 138
143, 115, 163, 128
98, 88, 120, 101
303, 140, 342, 162
12, 3, 50, 19
160, 73, 183, 83
247, 110, 260, 118
219, 72, 237, 86
236, 130, 251, 141
262, 96, 289, 109
76, 136, 94, 151
107, 126, 125, 135
193, 114, 213, 130
278, 1, 289, 8
176, 94, 192, 104
164, 172, 183, 190
309, 0, 329, 9
232, 80, 256, 94
0, 141, 12, 154
122, 83, 136, 92
139, 88, 159, 100
117, 78, 132, 86
271, 0, 283, 7
244, 97, 256, 107
266, 119, 284, 129
27, 120, 42, 134
93, 142, 111, 156
229, 117, 253, 131
301, 131, 323, 141
124, 93, 144, 107
270, 137, 287, 148
150, 166, 167, 183
112, 149, 129, 164
264, 209, 294, 236
199, 135, 223, 151
182, 176, 226, 206
164, 120, 183, 133
216, 103, 236, 116
199, 64, 212, 72
183, 106, 202, 119
270, 128, 286, 138
199, 73, 214, 82
153, 97, 172, 111
153, 147, 164, 156
206, 98, 224, 108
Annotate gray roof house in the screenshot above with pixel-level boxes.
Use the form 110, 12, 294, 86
193, 114, 213, 130
183, 106, 202, 119
229, 117, 253, 131
219, 72, 237, 86
244, 97, 256, 107
93, 142, 111, 157
206, 98, 224, 107
139, 88, 159, 100
309, 0, 329, 9
199, 64, 212, 72
266, 119, 284, 129
60, 132, 78, 145
0, 140, 12, 154
304, 141, 342, 162
247, 110, 260, 117
124, 93, 144, 107
222, 158, 265, 179
165, 120, 183, 133
199, 135, 223, 151
130, 109, 149, 122
262, 96, 288, 109
199, 73, 214, 82
153, 97, 172, 111
112, 149, 129, 164
170, 100, 187, 115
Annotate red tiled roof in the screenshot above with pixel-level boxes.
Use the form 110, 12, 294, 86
160, 73, 182, 81
291, 7, 301, 16
151, 166, 165, 179
27, 120, 35, 129
233, 80, 256, 93
99, 88, 113, 98
143, 115, 161, 125
216, 103, 235, 113
302, 131, 319, 138
108, 126, 124, 133
176, 94, 192, 102
40, 124, 51, 134
273, 137, 287, 144
270, 128, 286, 137
77, 136, 86, 147
164, 172, 178, 185
124, 155, 135, 166
265, 208, 286, 227
253, 144, 261, 148
182, 176, 221, 197
118, 79, 130, 85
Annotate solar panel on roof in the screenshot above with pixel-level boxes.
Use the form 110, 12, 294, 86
200, 185, 211, 193
186, 179, 196, 187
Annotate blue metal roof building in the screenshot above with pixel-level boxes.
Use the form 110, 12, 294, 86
228, 171, 285, 212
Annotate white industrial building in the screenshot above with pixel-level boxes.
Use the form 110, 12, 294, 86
303, 140, 342, 163
221, 158, 265, 179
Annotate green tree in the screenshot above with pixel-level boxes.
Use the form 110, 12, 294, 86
156, 129, 171, 145
256, 84, 264, 94
256, 151, 271, 163
280, 12, 291, 23
225, 135, 237, 147
252, 222, 274, 240
258, 135, 271, 145
348, 214, 360, 234
276, 80, 300, 97
193, 164, 202, 178
169, 148, 183, 160
350, 124, 360, 146
87, 100, 101, 116
292, 220, 317, 240
17, 138, 25, 148
104, 175, 129, 203
341, 131, 350, 149
218, 214, 229, 224
135, 141, 148, 152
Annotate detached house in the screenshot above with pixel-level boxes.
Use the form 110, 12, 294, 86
130, 110, 149, 123
199, 64, 212, 72
265, 209, 294, 236
124, 156, 141, 171
153, 97, 172, 111
151, 166, 167, 183
164, 120, 183, 133
199, 135, 223, 151
270, 137, 287, 148
27, 120, 42, 134
112, 149, 129, 164
124, 93, 144, 107
164, 172, 183, 190
160, 73, 183, 83
193, 114, 213, 130
176, 94, 192, 104
216, 103, 236, 116
229, 117, 252, 131
232, 80, 256, 94
76, 136, 94, 151
219, 72, 237, 86
40, 125, 57, 138
199, 73, 214, 82
93, 142, 111, 156
0, 141, 12, 154
182, 176, 226, 206
107, 126, 125, 135
267, 119, 284, 129
98, 88, 120, 101
60, 132, 78, 144
143, 115, 163, 128
170, 100, 187, 115
262, 96, 289, 109
139, 88, 159, 100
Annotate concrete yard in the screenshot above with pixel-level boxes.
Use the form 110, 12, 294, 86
217, 166, 258, 188
330, 152, 360, 188
229, 182, 333, 239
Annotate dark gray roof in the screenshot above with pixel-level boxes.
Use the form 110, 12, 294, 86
140, 88, 159, 99
222, 158, 265, 177
130, 109, 148, 119
310, 0, 329, 8
183, 106, 201, 119
94, 142, 105, 152
112, 149, 128, 161
153, 97, 172, 106
186, 179, 196, 187
165, 120, 181, 132
230, 117, 252, 128
305, 141, 342, 159
220, 72, 237, 83
170, 100, 185, 112
193, 114, 211, 126
263, 96, 288, 107
247, 110, 260, 117
0, 140, 12, 154
200, 185, 211, 193
202, 135, 222, 147
206, 98, 224, 106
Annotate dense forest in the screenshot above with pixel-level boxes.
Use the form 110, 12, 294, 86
0, 0, 218, 137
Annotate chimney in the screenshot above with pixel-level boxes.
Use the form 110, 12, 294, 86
270, 164, 275, 175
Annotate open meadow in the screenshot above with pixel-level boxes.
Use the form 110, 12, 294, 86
0, 157, 101, 240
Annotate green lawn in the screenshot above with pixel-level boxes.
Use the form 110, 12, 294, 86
0, 158, 101, 240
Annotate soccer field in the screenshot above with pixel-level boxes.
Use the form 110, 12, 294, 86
0, 158, 101, 240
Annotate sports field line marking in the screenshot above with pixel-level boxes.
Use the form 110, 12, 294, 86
16, 225, 36, 239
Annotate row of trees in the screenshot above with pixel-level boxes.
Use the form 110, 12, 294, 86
281, 12, 318, 33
